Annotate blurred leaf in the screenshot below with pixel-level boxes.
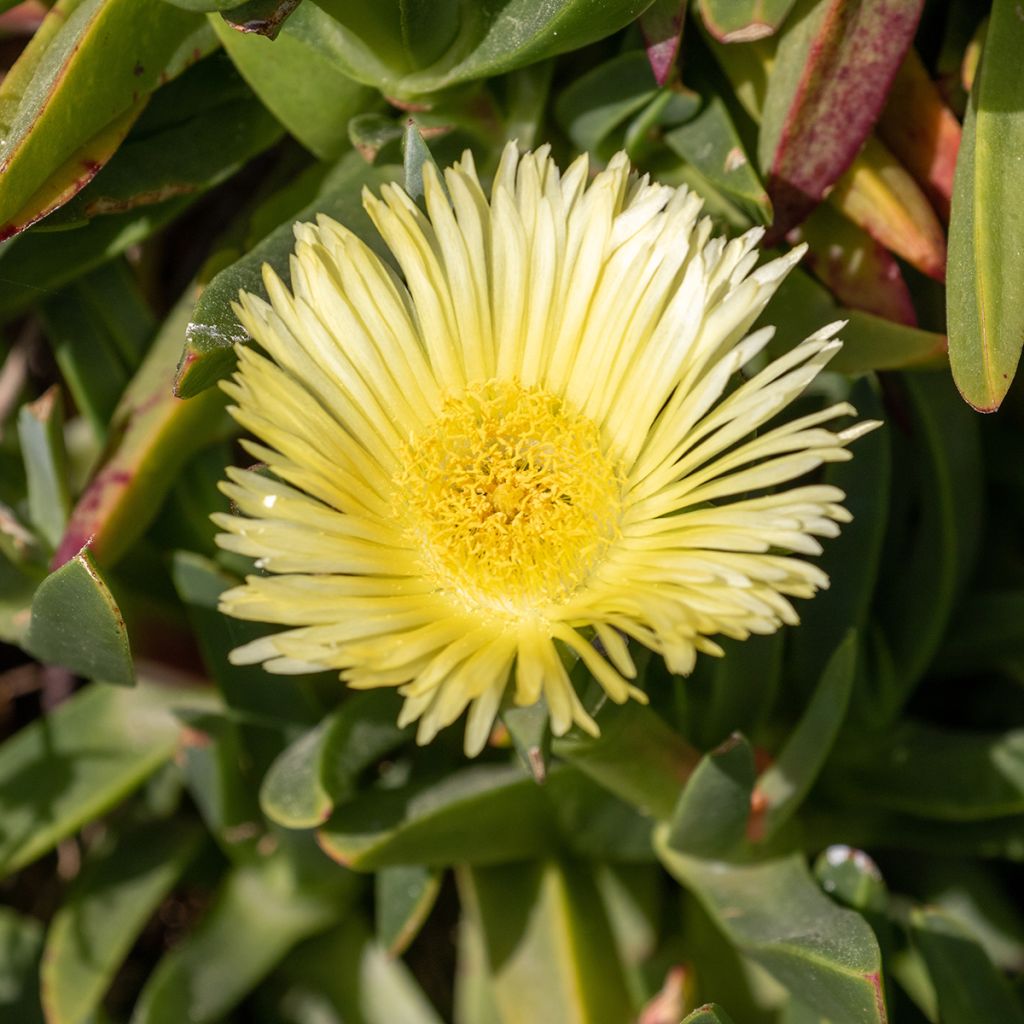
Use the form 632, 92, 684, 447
762, 269, 945, 374
759, 0, 924, 239
212, 8, 376, 159
640, 0, 685, 86
790, 201, 916, 324
132, 848, 355, 1024
658, 837, 887, 1022
828, 135, 946, 282
753, 632, 855, 841
260, 690, 409, 828
0, 681, 209, 878
813, 845, 887, 916
665, 94, 771, 224
910, 908, 1024, 1024
164, 0, 253, 9
402, 120, 444, 205
699, 0, 798, 42
877, 48, 960, 223
41, 820, 205, 1024
46, 53, 284, 227
375, 864, 443, 956
275, 914, 445, 1024
459, 860, 634, 1024
0, 0, 209, 235
0, 551, 39, 645
553, 702, 701, 820
220, 0, 303, 38
666, 733, 754, 859
683, 1006, 738, 1024
947, 0, 1024, 411
555, 50, 661, 155
835, 722, 1024, 821
17, 385, 70, 549
937, 590, 1024, 675
25, 547, 134, 685
502, 699, 551, 784
0, 907, 43, 1024
53, 292, 229, 570
176, 152, 398, 397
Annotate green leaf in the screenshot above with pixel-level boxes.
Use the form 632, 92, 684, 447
0, 0, 210, 234
666, 733, 754, 859
17, 385, 70, 550
53, 292, 229, 570
938, 590, 1024, 675
665, 94, 771, 225
758, 0, 925, 238
176, 152, 398, 397
212, 8, 377, 159
948, 0, 1024, 409
0, 907, 44, 1024
25, 548, 134, 686
813, 845, 888, 916
911, 907, 1024, 1024
657, 836, 887, 1023
698, 0, 797, 41
553, 702, 701, 820
554, 50, 661, 155
402, 120, 444, 206
45, 53, 284, 227
683, 1006, 738, 1024
260, 691, 409, 828
833, 722, 1024, 821
754, 632, 855, 841
131, 848, 356, 1024
0, 682, 205, 878
220, 0, 303, 38
375, 864, 443, 956
459, 860, 634, 1024
41, 821, 205, 1024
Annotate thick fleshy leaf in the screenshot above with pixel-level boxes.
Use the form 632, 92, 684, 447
752, 632, 855, 841
212, 8, 376, 159
0, 0, 211, 236
790, 200, 916, 324
641, 0, 685, 85
17, 385, 70, 550
0, 681, 209, 878
666, 734, 754, 859
877, 47, 960, 222
834, 722, 1024, 821
0, 907, 43, 1024
131, 847, 356, 1024
45, 54, 284, 227
828, 135, 946, 282
53, 293, 229, 570
176, 153, 398, 397
220, 0, 303, 38
658, 836, 887, 1023
25, 547, 134, 686
41, 821, 205, 1024
683, 1006, 738, 1024
759, 0, 924, 239
910, 908, 1024, 1024
459, 860, 634, 1024
699, 0, 798, 42
260, 691, 409, 828
553, 702, 701, 820
375, 864, 443, 956
947, 0, 1024, 411
813, 845, 888, 916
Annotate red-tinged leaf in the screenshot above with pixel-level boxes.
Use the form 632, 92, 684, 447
640, 0, 685, 86
828, 134, 947, 282
760, 0, 925, 242
0, 2, 46, 38
698, 0, 799, 43
221, 0, 301, 39
877, 48, 961, 222
789, 199, 916, 324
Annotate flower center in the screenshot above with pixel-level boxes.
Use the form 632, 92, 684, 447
397, 380, 623, 615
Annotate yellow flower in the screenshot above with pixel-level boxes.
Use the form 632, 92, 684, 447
213, 143, 877, 755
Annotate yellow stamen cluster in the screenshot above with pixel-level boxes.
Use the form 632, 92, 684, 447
396, 380, 623, 616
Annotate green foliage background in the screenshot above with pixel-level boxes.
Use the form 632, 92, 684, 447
1, 1, 1023, 1022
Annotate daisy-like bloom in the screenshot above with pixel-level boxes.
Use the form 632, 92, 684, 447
214, 143, 877, 756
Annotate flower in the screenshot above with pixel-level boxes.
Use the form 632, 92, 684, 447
213, 143, 877, 756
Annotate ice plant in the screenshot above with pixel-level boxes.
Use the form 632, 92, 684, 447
213, 143, 876, 755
